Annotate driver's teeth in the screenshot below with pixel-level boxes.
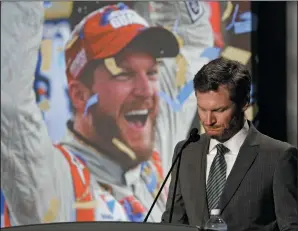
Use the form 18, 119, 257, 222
125, 109, 148, 116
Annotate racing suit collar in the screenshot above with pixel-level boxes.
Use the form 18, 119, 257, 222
59, 120, 142, 186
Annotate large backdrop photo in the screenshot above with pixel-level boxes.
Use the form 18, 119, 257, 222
1, 1, 256, 227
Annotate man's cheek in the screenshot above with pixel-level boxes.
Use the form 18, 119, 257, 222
98, 97, 120, 117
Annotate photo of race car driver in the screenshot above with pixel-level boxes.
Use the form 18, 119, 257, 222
1, 1, 213, 226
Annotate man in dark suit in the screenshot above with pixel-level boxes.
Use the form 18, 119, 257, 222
161, 58, 298, 231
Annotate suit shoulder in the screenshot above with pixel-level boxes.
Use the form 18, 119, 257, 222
173, 139, 187, 155
175, 133, 208, 149
258, 132, 296, 153
174, 140, 186, 152
176, 140, 186, 147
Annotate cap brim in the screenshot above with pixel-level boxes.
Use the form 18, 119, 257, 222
126, 27, 180, 58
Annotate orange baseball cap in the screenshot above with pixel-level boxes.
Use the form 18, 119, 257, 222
65, 3, 179, 82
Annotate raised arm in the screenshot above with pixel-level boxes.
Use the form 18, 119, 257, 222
1, 2, 73, 225
147, 2, 213, 172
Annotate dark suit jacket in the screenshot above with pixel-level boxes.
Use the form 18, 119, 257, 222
161, 122, 298, 231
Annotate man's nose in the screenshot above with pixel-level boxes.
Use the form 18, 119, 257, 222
133, 74, 154, 98
205, 112, 216, 126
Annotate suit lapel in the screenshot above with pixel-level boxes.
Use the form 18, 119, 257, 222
185, 134, 210, 224
219, 123, 260, 212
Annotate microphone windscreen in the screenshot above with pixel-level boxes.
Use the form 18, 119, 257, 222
190, 128, 198, 137
189, 128, 200, 142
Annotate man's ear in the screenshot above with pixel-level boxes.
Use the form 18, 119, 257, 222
68, 80, 91, 114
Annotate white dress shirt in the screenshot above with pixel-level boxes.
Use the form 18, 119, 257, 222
206, 121, 249, 183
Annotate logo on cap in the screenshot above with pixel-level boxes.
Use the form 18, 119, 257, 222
101, 9, 149, 29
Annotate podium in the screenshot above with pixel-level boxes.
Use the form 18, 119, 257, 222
4, 222, 201, 231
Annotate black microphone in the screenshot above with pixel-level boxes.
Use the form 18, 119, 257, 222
143, 128, 200, 222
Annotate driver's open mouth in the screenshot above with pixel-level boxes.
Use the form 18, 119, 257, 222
124, 109, 150, 127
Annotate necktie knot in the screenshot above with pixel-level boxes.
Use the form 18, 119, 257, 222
216, 144, 229, 156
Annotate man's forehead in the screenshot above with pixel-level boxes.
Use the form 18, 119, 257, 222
196, 87, 232, 104
197, 97, 234, 111
93, 51, 158, 76
115, 50, 157, 66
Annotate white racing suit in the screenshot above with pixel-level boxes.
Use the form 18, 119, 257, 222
1, 1, 213, 226
139, 1, 214, 172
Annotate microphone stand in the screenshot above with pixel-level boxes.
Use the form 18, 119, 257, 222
143, 139, 192, 222
169, 149, 183, 223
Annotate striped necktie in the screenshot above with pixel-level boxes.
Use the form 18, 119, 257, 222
207, 144, 230, 210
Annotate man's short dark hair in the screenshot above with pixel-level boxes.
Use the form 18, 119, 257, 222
193, 57, 251, 108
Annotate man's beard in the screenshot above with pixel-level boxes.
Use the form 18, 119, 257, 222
91, 107, 121, 144
209, 110, 245, 143
90, 106, 156, 165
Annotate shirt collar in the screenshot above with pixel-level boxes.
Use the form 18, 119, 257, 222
209, 120, 249, 155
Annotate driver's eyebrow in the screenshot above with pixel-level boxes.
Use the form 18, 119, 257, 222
117, 62, 158, 72
110, 62, 158, 79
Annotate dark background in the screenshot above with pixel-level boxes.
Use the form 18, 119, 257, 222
252, 2, 288, 142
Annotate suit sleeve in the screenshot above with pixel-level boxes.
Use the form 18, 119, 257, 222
1, 2, 74, 225
161, 141, 189, 224
274, 146, 298, 231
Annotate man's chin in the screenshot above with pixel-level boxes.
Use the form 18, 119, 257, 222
119, 119, 156, 162
206, 130, 221, 137
128, 139, 154, 161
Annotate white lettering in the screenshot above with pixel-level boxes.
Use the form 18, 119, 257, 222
185, 0, 203, 23
108, 9, 148, 29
